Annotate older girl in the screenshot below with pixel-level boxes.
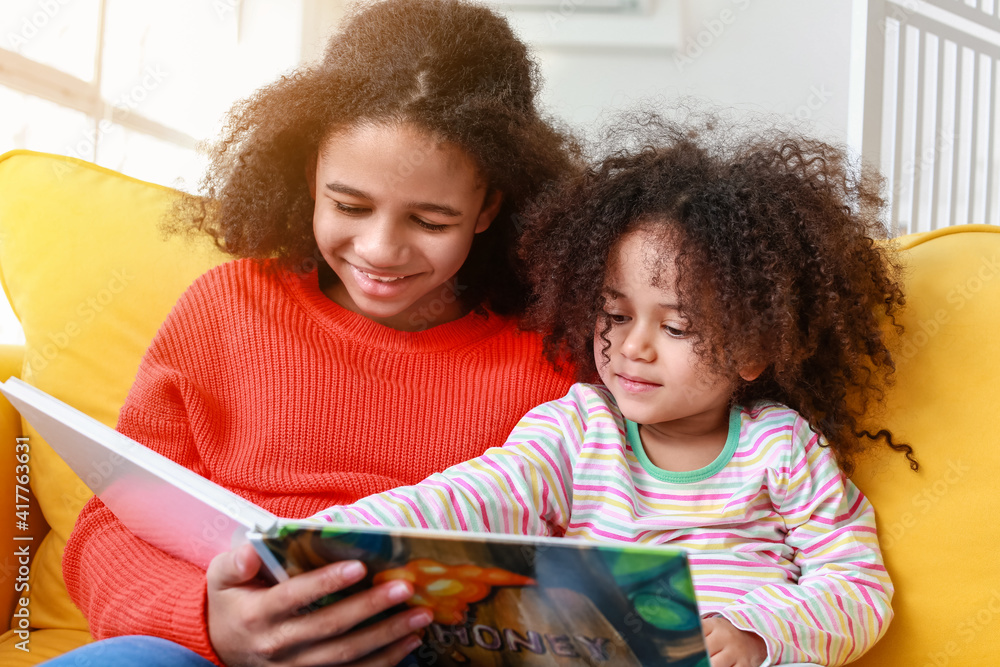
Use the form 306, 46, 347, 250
54, 1, 579, 666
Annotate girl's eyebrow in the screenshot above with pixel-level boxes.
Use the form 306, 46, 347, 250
325, 181, 463, 218
406, 201, 463, 218
325, 181, 369, 199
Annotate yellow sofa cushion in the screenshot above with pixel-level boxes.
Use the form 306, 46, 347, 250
0, 150, 227, 662
851, 225, 1000, 666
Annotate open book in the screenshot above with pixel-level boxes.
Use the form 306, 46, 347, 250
1, 377, 710, 666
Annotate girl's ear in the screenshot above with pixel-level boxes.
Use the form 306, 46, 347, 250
305, 152, 318, 200
739, 363, 767, 382
475, 189, 503, 234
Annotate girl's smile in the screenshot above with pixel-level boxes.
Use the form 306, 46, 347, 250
614, 372, 662, 393
349, 264, 418, 296
308, 122, 501, 331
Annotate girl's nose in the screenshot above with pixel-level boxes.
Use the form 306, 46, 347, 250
355, 216, 407, 268
620, 324, 656, 362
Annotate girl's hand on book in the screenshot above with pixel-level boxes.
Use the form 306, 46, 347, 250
702, 616, 767, 667
206, 543, 433, 666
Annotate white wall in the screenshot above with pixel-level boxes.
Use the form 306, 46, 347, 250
506, 0, 860, 146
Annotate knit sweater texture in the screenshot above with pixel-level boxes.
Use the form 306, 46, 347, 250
61, 259, 575, 664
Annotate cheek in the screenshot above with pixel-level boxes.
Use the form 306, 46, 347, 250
312, 211, 340, 247
427, 232, 476, 273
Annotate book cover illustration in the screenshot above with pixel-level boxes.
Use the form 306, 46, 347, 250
256, 523, 710, 667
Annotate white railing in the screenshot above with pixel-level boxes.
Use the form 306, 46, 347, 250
862, 0, 1000, 234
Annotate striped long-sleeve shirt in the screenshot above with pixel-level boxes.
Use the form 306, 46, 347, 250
313, 383, 892, 666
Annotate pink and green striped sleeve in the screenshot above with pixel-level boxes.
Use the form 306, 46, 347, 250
720, 415, 893, 666
310, 388, 593, 536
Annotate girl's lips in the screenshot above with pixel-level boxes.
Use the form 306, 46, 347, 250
616, 373, 661, 393
349, 264, 417, 297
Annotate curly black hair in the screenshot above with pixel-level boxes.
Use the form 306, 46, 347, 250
520, 111, 917, 475
171, 0, 580, 316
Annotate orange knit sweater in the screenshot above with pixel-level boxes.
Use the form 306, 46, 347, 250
62, 259, 574, 664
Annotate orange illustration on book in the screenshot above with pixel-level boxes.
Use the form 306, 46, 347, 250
374, 559, 536, 624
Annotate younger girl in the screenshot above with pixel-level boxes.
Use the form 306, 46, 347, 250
314, 116, 917, 667
54, 1, 579, 666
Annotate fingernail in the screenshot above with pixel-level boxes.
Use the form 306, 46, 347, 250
387, 581, 412, 603
341, 561, 364, 580
405, 634, 424, 652
409, 609, 433, 630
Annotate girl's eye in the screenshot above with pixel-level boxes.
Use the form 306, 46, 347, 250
606, 313, 629, 324
664, 325, 687, 338
415, 218, 449, 232
334, 202, 367, 215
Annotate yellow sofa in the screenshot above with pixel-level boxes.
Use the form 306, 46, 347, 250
0, 150, 998, 666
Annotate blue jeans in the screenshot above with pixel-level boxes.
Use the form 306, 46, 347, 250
41, 636, 214, 667
40, 636, 423, 666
